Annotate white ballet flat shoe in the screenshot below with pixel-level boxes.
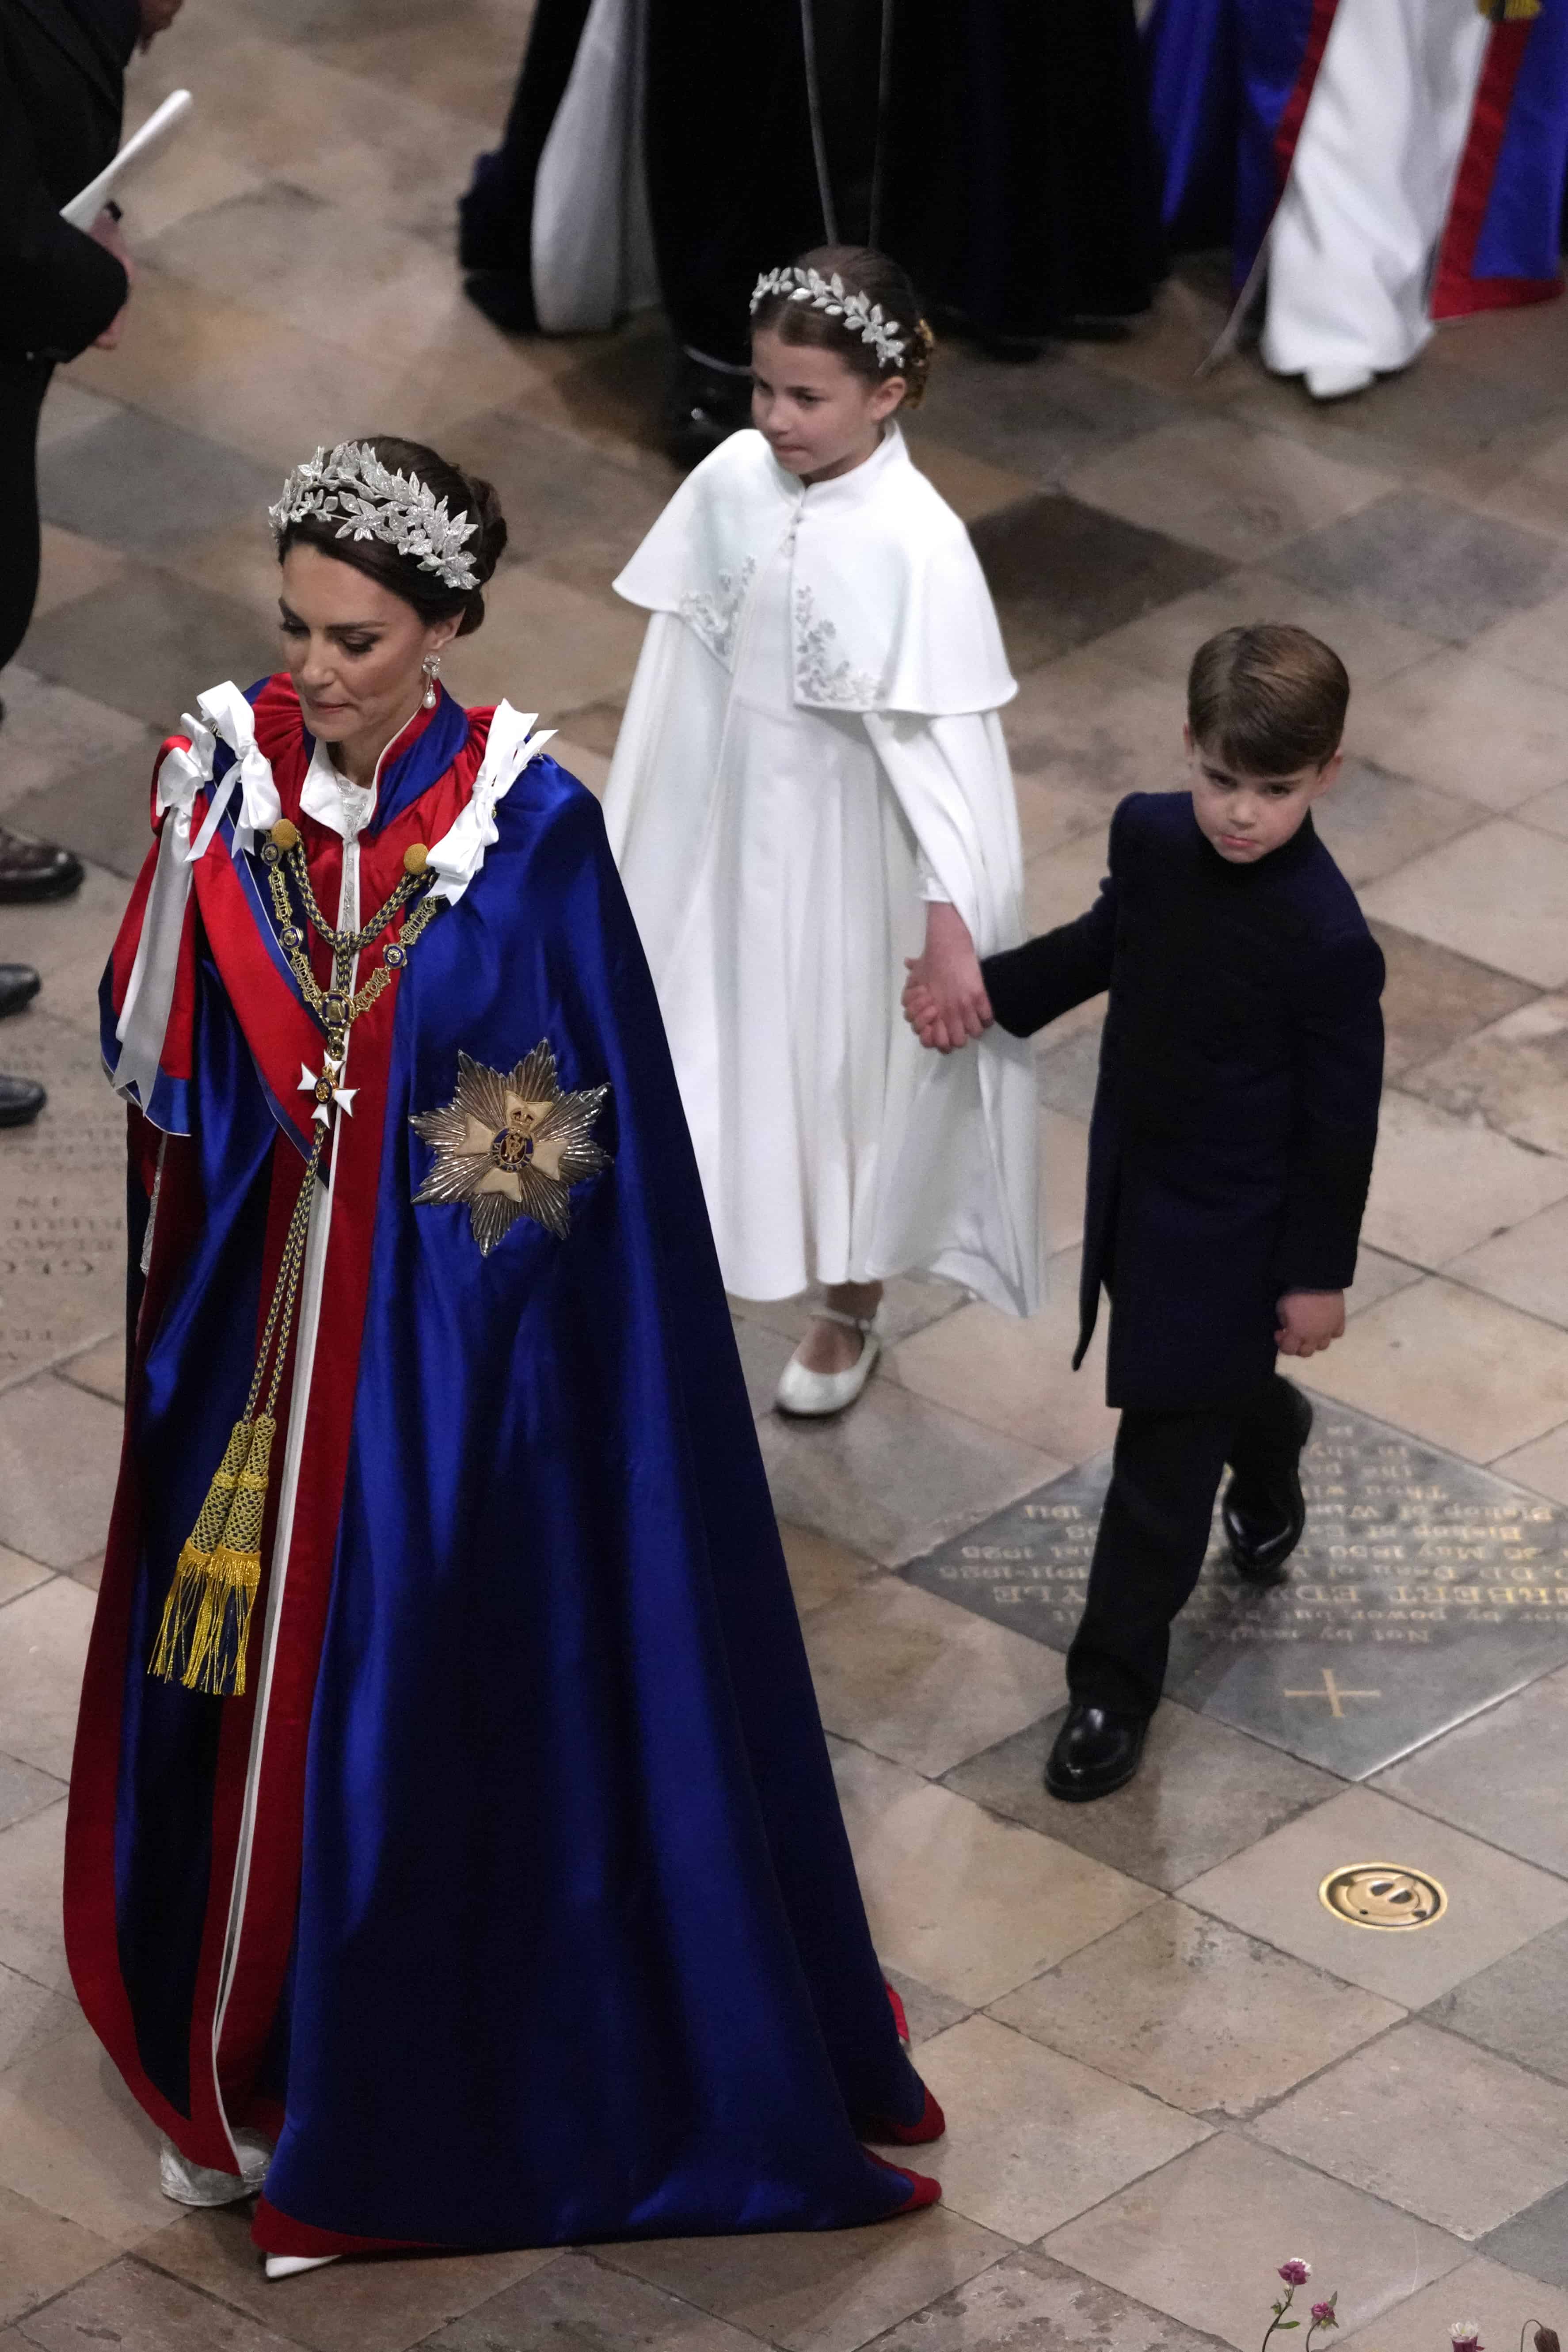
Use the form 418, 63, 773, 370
265, 2254, 339, 2280
1302, 361, 1375, 402
775, 1309, 881, 1417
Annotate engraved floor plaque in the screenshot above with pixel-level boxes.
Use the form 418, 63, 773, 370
902, 1401, 1568, 1776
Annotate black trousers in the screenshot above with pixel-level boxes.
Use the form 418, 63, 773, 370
0, 357, 52, 675
1067, 1373, 1306, 1717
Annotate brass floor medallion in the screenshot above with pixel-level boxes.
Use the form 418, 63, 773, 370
1320, 1864, 1447, 1930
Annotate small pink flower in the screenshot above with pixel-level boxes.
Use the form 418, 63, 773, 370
1450, 2326, 1483, 2352
1311, 2304, 1337, 2327
1279, 2262, 1312, 2288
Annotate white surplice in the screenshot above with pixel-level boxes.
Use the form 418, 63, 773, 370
603, 426, 1040, 1315
1261, 0, 1490, 399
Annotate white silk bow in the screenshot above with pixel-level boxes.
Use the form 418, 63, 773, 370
425, 701, 554, 906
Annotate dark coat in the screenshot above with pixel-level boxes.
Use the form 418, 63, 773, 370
982, 791, 1385, 1412
0, 0, 137, 362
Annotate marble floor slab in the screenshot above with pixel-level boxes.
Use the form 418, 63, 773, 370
905, 1398, 1568, 1776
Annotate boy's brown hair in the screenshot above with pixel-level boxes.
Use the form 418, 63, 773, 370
1187, 623, 1349, 776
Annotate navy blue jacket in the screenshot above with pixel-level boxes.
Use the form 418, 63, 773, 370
982, 791, 1384, 1412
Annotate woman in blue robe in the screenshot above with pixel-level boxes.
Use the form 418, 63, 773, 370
67, 433, 942, 2275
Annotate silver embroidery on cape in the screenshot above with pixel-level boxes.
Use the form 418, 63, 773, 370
678, 560, 756, 663
793, 587, 880, 706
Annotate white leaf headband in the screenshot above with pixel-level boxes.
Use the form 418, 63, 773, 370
750, 266, 909, 371
269, 441, 480, 594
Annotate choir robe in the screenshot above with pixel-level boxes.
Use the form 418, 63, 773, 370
68, 672, 939, 2260
1146, 0, 1568, 396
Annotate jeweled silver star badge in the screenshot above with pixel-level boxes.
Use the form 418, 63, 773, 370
410, 1043, 612, 1252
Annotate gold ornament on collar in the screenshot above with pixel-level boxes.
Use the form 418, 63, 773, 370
1477, 0, 1541, 19
411, 1043, 612, 1252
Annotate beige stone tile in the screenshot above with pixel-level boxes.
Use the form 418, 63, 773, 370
1311, 759, 1483, 889
0, 2182, 115, 2329
0, 1960, 78, 2078
439, 564, 647, 718
905, 434, 1038, 524
1065, 418, 1395, 567
183, 513, 289, 630
1340, 2255, 1568, 2352
0, 1378, 123, 1571
946, 1705, 1340, 1894
1005, 651, 1184, 805
1521, 780, 1568, 838
1087, 566, 1441, 693
35, 382, 121, 453
1043, 2131, 1465, 2351
18, 2255, 302, 2350
993, 1901, 1403, 2121
1362, 820, 1568, 990
883, 1970, 970, 2050
1374, 921, 1536, 1083
1181, 1784, 1568, 2007
1449, 1194, 1568, 1328
1346, 1245, 1424, 1318
1040, 1113, 1091, 1259
1256, 2022, 1568, 2242
0, 2027, 176, 2248
868, 2248, 1235, 2352
0, 1751, 64, 1839
1298, 1277, 1568, 1463
58, 1339, 125, 1410
889, 1255, 1118, 1468
0, 1577, 93, 1780
550, 735, 611, 799
1413, 995, 1568, 1159
1376, 1664, 1568, 1877
30, 529, 129, 624
1348, 654, 1568, 811
780, 1524, 879, 1617
0, 1550, 50, 1607
1012, 770, 1121, 862
832, 1744, 1158, 2006
145, 2204, 564, 2352
803, 1579, 1066, 1778
0, 857, 126, 993
1470, 586, 1568, 693
912, 2014, 1208, 2243
0, 1802, 69, 1994
0, 668, 150, 814
1359, 1091, 1568, 1271
1496, 1420, 1568, 1507
1023, 824, 1122, 941
600, 2206, 1012, 2352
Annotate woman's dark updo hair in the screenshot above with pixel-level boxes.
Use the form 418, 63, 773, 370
275, 434, 508, 637
750, 245, 934, 408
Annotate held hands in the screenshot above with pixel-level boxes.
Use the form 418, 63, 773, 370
1275, 1290, 1345, 1358
902, 902, 991, 1055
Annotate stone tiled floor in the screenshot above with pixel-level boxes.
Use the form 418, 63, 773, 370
7, 2, 1568, 2346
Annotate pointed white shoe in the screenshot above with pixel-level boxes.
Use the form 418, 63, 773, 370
1303, 361, 1375, 401
775, 1309, 881, 1418
265, 2255, 339, 2280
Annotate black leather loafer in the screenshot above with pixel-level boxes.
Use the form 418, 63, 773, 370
0, 964, 41, 1019
1045, 1703, 1149, 1803
0, 1073, 45, 1127
1223, 1384, 1314, 1586
0, 826, 83, 903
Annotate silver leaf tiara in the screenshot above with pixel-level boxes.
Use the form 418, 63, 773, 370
750, 266, 908, 370
268, 441, 480, 594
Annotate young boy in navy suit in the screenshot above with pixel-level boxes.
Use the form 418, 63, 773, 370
906, 624, 1384, 1800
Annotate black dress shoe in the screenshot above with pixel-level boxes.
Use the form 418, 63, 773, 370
0, 826, 83, 903
0, 1073, 45, 1127
1223, 1383, 1314, 1586
1045, 1703, 1149, 1803
664, 359, 753, 471
0, 964, 41, 1019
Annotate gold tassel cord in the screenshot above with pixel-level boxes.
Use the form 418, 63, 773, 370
1477, 0, 1542, 20
148, 824, 444, 1701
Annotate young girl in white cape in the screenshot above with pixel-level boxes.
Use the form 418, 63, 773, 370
603, 245, 1039, 1415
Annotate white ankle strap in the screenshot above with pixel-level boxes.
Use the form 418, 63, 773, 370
817, 1305, 879, 1333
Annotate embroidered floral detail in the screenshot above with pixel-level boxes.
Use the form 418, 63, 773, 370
793, 587, 880, 706
678, 560, 756, 663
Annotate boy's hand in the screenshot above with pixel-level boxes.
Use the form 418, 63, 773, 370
903, 902, 991, 1054
1275, 1290, 1345, 1357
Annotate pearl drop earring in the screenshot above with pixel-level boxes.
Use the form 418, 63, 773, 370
421, 654, 441, 710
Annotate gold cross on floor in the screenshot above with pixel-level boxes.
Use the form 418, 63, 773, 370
1284, 1667, 1382, 1717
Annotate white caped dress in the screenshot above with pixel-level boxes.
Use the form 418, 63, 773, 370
603, 426, 1039, 1316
